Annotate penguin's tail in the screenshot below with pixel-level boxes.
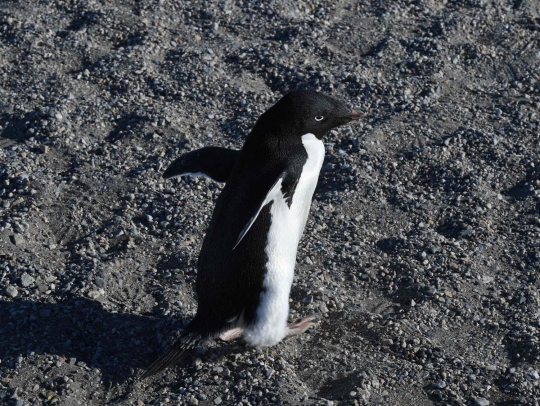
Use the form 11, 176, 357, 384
140, 327, 203, 379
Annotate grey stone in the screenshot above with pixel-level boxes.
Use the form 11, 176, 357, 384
10, 234, 24, 245
20, 272, 35, 287
5, 285, 18, 298
95, 277, 106, 288
432, 380, 446, 389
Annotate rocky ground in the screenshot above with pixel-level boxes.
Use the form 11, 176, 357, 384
1, 0, 539, 405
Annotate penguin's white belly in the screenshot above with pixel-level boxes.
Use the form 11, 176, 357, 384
243, 133, 325, 347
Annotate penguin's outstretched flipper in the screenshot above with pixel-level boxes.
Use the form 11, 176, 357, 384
163, 147, 240, 183
140, 328, 203, 379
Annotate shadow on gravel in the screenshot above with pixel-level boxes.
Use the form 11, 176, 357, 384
505, 166, 540, 201
107, 112, 148, 143
0, 112, 28, 143
376, 237, 406, 253
317, 371, 362, 401
66, 10, 104, 31
0, 298, 166, 385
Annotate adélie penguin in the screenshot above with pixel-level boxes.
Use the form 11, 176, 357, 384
141, 90, 361, 378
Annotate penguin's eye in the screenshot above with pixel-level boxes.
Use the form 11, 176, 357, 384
314, 116, 324, 121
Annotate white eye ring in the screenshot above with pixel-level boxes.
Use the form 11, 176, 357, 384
315, 116, 324, 121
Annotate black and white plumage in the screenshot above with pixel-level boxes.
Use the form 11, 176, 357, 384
142, 90, 361, 378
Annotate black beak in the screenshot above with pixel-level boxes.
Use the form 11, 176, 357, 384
347, 108, 363, 120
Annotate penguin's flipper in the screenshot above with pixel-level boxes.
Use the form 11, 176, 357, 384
233, 172, 286, 250
163, 147, 240, 183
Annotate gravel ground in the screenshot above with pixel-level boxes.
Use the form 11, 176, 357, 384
1, 0, 539, 405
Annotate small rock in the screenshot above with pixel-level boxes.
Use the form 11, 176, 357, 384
303, 295, 313, 304
213, 397, 222, 405
20, 272, 35, 287
88, 290, 101, 299
39, 145, 49, 154
95, 277, 106, 288
432, 380, 446, 389
474, 398, 490, 406
5, 285, 18, 298
10, 234, 24, 246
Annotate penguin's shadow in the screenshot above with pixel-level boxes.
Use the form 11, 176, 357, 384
0, 297, 170, 385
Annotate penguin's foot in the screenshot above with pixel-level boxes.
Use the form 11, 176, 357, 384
219, 327, 243, 342
286, 314, 320, 338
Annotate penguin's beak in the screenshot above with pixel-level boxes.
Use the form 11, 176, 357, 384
347, 109, 363, 120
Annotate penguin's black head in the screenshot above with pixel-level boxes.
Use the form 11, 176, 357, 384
259, 90, 361, 140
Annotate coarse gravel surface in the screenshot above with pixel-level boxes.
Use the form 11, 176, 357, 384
1, 0, 539, 405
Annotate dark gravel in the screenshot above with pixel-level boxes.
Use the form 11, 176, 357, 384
1, 0, 539, 405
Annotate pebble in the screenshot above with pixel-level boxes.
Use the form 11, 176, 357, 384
20, 273, 35, 287
474, 398, 490, 406
5, 285, 18, 298
432, 380, 446, 389
94, 277, 106, 288
10, 234, 24, 246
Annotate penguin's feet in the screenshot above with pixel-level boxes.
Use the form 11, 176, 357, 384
219, 327, 243, 342
286, 314, 320, 338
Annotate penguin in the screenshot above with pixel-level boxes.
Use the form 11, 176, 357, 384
141, 89, 361, 378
